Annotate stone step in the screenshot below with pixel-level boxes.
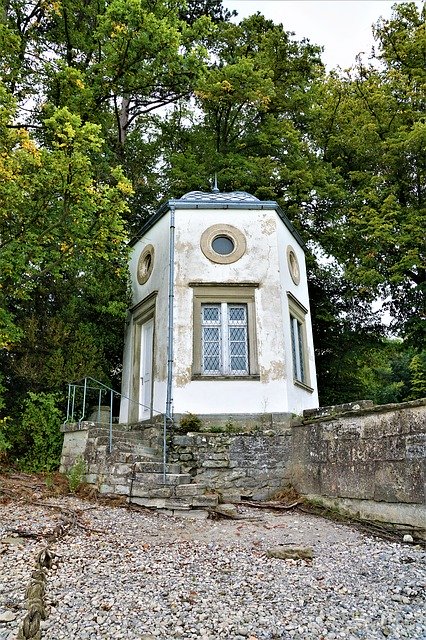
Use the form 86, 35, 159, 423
129, 492, 219, 510
90, 424, 161, 435
113, 452, 163, 464
90, 434, 159, 447
92, 439, 159, 458
133, 461, 181, 474
131, 473, 192, 488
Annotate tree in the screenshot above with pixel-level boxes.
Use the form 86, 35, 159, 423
179, 0, 236, 26
156, 13, 324, 204
312, 2, 425, 345
2, 0, 212, 147
0, 84, 132, 437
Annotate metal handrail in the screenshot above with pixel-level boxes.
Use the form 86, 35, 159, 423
64, 376, 172, 472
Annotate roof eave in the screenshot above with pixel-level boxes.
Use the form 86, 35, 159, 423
129, 199, 306, 250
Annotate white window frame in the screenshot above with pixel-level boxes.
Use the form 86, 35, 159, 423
191, 284, 259, 380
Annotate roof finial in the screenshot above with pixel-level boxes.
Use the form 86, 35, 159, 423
212, 173, 220, 193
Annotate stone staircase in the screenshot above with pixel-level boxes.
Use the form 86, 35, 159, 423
79, 422, 218, 514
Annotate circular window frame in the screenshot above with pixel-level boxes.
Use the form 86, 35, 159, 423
287, 245, 300, 285
200, 224, 246, 264
137, 244, 155, 285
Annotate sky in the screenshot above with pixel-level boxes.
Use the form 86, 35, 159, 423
222, 1, 422, 70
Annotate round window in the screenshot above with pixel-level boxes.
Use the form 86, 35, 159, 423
137, 244, 155, 285
212, 235, 235, 255
200, 224, 246, 264
287, 246, 300, 285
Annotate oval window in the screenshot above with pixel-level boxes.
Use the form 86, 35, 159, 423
287, 246, 300, 285
137, 244, 155, 285
212, 235, 235, 255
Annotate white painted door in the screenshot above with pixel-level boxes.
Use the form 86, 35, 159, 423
139, 318, 154, 420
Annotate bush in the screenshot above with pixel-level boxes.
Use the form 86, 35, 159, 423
16, 392, 63, 471
179, 413, 203, 432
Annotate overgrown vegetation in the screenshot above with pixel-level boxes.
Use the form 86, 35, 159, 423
66, 456, 87, 493
1, 393, 63, 471
0, 1, 424, 467
179, 413, 204, 432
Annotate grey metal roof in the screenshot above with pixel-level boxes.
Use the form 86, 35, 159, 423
180, 190, 260, 203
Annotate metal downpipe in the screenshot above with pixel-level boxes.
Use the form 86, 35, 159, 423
164, 204, 175, 483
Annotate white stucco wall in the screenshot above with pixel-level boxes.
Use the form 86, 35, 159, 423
276, 221, 319, 414
171, 207, 318, 415
119, 213, 170, 423
120, 201, 319, 423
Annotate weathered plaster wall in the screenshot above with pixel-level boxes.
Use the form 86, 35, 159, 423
275, 219, 317, 414
172, 207, 318, 414
119, 213, 170, 423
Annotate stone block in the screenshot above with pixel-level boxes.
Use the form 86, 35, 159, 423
409, 405, 426, 433
291, 424, 326, 463
374, 461, 425, 503
337, 420, 361, 440
129, 497, 166, 509
303, 400, 373, 420
350, 438, 382, 462
381, 435, 407, 461
202, 460, 229, 468
164, 499, 192, 510
175, 484, 205, 497
320, 462, 376, 500
173, 435, 196, 446
99, 484, 115, 495
165, 473, 193, 485
84, 474, 98, 485
114, 484, 130, 496
110, 463, 132, 477
219, 490, 241, 504
132, 473, 192, 487
192, 495, 218, 507
405, 433, 426, 459
130, 485, 173, 499
133, 462, 181, 474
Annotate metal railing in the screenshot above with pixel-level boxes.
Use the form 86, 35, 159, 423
64, 377, 172, 480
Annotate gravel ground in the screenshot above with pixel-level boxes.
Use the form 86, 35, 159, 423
0, 497, 425, 640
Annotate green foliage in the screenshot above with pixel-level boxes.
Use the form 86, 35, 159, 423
6, 392, 64, 471
408, 352, 426, 400
311, 2, 425, 343
179, 413, 203, 432
0, 0, 423, 458
66, 456, 87, 493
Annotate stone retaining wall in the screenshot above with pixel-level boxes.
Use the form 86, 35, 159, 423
169, 429, 292, 501
169, 399, 426, 529
60, 399, 425, 531
288, 398, 425, 530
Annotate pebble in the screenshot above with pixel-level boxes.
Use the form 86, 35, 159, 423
0, 498, 425, 639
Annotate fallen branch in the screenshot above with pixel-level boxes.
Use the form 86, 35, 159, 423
241, 500, 302, 511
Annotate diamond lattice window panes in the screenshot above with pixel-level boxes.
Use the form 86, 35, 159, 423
201, 303, 249, 375
191, 285, 259, 379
